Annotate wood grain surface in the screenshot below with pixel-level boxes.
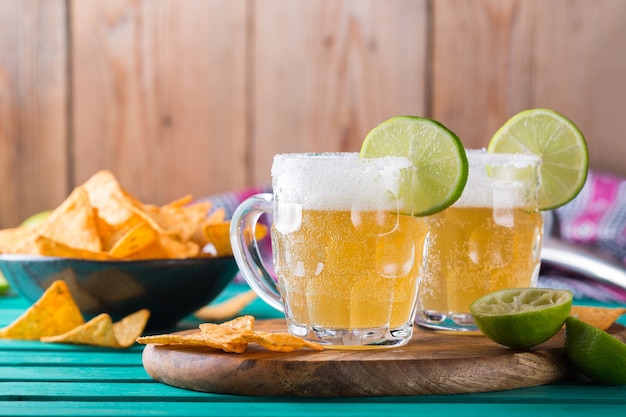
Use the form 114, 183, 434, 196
141, 319, 577, 397
2, 0, 626, 228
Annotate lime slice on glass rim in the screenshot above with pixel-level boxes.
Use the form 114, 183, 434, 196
470, 288, 573, 350
488, 108, 588, 211
565, 316, 626, 385
360, 116, 468, 216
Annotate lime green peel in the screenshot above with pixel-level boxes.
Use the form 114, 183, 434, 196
565, 316, 626, 385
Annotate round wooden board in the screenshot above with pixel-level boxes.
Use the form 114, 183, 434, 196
139, 319, 597, 397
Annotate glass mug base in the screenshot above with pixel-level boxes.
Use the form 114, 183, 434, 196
287, 319, 414, 349
415, 310, 479, 332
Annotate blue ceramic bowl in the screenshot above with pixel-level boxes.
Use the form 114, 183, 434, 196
0, 254, 238, 331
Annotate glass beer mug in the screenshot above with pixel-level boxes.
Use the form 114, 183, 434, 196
416, 149, 543, 332
230, 153, 427, 348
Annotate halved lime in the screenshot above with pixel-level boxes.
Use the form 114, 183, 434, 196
470, 288, 573, 350
565, 316, 626, 385
360, 116, 468, 216
488, 108, 588, 210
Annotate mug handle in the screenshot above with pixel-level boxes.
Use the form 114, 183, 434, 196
229, 193, 284, 312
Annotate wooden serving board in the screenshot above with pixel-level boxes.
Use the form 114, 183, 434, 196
139, 319, 609, 397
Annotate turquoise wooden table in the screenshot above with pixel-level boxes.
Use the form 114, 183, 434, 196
1, 282, 626, 417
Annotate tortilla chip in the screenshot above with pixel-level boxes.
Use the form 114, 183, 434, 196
137, 315, 323, 353
200, 315, 256, 332
35, 235, 113, 261
126, 204, 165, 235
206, 207, 226, 223
133, 201, 212, 243
41, 309, 149, 348
194, 290, 258, 321
136, 332, 248, 353
0, 170, 236, 261
200, 221, 233, 257
82, 170, 143, 227
156, 233, 200, 259
138, 316, 251, 353
0, 280, 85, 340
217, 315, 255, 330
163, 202, 213, 242
10, 187, 102, 256
0, 227, 36, 254
570, 305, 626, 330
95, 214, 116, 247
41, 313, 117, 346
36, 187, 102, 253
121, 240, 170, 260
201, 221, 268, 258
113, 309, 151, 346
108, 222, 157, 259
163, 194, 195, 209
239, 330, 324, 352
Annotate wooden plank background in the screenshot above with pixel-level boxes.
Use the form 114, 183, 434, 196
0, 0, 624, 229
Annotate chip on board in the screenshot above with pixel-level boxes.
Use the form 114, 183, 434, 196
238, 330, 324, 353
136, 315, 323, 353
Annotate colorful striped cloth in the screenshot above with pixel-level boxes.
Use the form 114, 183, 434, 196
542, 170, 626, 302
203, 172, 626, 303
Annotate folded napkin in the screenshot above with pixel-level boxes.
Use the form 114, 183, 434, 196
204, 172, 626, 303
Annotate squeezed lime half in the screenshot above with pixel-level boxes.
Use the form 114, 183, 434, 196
470, 288, 573, 350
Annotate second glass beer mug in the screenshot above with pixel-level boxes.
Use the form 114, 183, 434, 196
230, 153, 426, 348
415, 149, 543, 332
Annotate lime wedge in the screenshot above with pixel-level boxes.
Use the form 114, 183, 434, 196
0, 273, 10, 295
470, 288, 573, 349
20, 210, 52, 228
360, 116, 468, 216
565, 316, 626, 385
488, 108, 588, 210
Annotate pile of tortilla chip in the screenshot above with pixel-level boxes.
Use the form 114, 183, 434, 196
137, 315, 323, 353
0, 170, 248, 260
0, 280, 149, 348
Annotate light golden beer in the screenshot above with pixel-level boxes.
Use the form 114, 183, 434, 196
273, 208, 426, 330
419, 207, 542, 317
416, 150, 543, 331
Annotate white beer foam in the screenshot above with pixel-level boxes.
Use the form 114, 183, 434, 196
454, 149, 541, 209
271, 153, 412, 211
